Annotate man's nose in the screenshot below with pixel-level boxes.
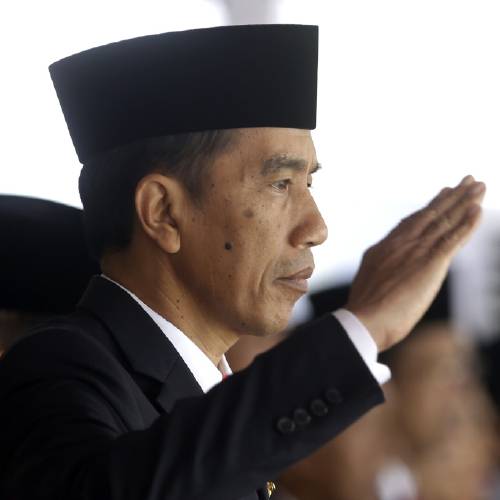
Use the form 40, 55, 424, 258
289, 192, 328, 249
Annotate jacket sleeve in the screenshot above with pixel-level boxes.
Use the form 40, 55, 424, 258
0, 313, 384, 500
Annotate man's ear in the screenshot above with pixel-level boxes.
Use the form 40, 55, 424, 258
134, 173, 185, 254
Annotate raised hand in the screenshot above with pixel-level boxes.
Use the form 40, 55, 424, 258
346, 175, 486, 352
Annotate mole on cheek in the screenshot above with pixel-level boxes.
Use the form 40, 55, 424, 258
242, 208, 254, 218
224, 242, 233, 251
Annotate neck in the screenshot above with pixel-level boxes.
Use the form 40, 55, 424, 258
101, 251, 239, 367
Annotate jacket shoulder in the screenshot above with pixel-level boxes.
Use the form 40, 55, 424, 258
2, 317, 110, 374
0, 316, 139, 416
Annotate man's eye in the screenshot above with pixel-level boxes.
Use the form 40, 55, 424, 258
271, 179, 291, 192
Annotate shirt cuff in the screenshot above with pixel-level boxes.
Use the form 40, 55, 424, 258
332, 309, 391, 385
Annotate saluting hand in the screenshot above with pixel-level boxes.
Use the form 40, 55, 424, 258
346, 175, 486, 352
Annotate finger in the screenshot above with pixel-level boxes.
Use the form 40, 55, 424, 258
426, 175, 475, 213
458, 174, 476, 187
420, 181, 486, 241
426, 177, 481, 218
391, 176, 479, 238
432, 203, 483, 258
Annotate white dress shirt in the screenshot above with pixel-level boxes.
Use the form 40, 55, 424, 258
103, 276, 390, 393
333, 309, 391, 384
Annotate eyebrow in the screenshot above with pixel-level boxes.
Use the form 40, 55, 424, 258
260, 154, 322, 176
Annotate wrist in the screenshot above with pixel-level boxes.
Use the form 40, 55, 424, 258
345, 308, 386, 352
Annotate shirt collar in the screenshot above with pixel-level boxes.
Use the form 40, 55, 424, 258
102, 275, 232, 393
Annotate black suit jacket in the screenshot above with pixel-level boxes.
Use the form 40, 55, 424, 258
0, 276, 384, 499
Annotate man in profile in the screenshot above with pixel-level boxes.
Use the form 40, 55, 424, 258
0, 25, 485, 499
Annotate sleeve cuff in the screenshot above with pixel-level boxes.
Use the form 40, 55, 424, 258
332, 309, 391, 385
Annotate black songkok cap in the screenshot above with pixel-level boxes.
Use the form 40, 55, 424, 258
0, 196, 99, 313
49, 24, 318, 163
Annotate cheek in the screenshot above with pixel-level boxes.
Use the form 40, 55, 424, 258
215, 224, 276, 297
230, 216, 282, 273
196, 194, 286, 289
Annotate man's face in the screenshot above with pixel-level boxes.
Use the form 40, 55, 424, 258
175, 127, 327, 337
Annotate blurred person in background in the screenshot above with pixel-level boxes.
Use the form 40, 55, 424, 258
380, 321, 498, 500
0, 195, 98, 357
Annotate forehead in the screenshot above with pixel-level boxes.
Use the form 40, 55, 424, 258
208, 127, 317, 188
228, 127, 316, 170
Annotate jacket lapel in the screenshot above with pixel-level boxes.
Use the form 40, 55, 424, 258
77, 276, 203, 412
155, 356, 203, 412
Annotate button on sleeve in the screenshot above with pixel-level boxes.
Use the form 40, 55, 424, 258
276, 417, 296, 434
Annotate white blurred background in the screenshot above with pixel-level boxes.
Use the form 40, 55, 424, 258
0, 0, 498, 294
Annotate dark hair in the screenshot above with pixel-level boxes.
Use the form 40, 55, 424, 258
79, 130, 235, 259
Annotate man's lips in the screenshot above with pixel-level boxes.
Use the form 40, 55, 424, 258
276, 267, 314, 293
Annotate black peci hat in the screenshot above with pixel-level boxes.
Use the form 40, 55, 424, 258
49, 24, 318, 163
0, 196, 99, 314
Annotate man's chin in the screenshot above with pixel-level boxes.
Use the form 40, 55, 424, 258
242, 306, 293, 338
